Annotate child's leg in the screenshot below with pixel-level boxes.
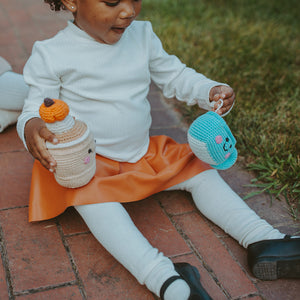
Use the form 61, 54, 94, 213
0, 71, 28, 110
170, 169, 300, 280
169, 169, 284, 248
0, 70, 28, 132
75, 202, 191, 300
0, 57, 28, 132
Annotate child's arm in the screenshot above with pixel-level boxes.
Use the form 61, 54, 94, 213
24, 117, 58, 171
147, 22, 235, 115
17, 42, 61, 171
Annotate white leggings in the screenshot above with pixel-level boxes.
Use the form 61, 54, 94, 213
0, 71, 28, 110
0, 71, 29, 132
75, 169, 283, 297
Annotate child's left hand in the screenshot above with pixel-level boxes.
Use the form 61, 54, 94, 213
209, 85, 235, 116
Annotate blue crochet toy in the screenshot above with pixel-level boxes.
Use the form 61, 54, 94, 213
188, 111, 238, 170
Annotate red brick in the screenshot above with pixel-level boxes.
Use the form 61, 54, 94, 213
173, 212, 258, 298
67, 234, 156, 299
158, 190, 196, 215
0, 44, 26, 68
0, 151, 33, 209
221, 236, 250, 274
0, 6, 10, 28
0, 127, 25, 153
17, 33, 39, 56
0, 208, 75, 292
0, 30, 19, 47
0, 260, 9, 300
8, 10, 32, 27
58, 207, 89, 236
124, 197, 191, 257
257, 278, 300, 300
16, 285, 82, 300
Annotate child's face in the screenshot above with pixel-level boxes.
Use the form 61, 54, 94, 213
63, 0, 142, 44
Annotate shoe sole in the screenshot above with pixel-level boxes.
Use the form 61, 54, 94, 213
252, 257, 300, 280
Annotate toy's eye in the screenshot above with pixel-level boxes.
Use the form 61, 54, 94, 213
88, 148, 92, 154
226, 137, 229, 142
230, 145, 232, 148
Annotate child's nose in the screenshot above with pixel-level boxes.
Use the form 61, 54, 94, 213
119, 1, 135, 19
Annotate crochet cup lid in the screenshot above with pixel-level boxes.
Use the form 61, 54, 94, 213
39, 98, 75, 134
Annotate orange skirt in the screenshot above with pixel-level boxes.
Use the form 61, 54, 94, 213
29, 135, 211, 222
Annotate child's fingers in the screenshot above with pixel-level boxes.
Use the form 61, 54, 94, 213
37, 127, 58, 170
213, 92, 235, 115
39, 126, 58, 145
212, 93, 222, 102
223, 92, 235, 107
213, 99, 223, 112
31, 135, 56, 170
218, 93, 236, 115
220, 85, 234, 97
36, 151, 54, 171
210, 86, 235, 115
24, 118, 58, 170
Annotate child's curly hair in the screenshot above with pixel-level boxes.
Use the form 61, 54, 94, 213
44, 0, 66, 11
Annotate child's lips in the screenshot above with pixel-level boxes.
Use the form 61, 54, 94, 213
111, 23, 131, 34
111, 27, 125, 34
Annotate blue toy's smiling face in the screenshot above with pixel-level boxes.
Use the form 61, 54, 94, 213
214, 135, 234, 161
223, 137, 232, 152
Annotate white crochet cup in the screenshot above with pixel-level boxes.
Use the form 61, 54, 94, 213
40, 98, 96, 188
46, 120, 96, 188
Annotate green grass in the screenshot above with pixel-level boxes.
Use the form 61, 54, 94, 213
139, 0, 300, 219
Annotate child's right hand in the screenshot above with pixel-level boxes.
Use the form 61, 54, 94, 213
24, 117, 58, 171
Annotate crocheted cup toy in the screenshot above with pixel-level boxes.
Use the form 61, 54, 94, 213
188, 111, 238, 170
39, 98, 96, 188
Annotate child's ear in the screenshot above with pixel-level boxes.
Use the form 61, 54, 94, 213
61, 0, 77, 13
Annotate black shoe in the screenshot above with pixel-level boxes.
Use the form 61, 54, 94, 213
160, 262, 212, 300
247, 236, 300, 280
175, 263, 212, 300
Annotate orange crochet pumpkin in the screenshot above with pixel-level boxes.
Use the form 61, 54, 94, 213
39, 98, 69, 123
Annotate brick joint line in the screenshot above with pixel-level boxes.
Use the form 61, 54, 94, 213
0, 205, 29, 213
0, 222, 15, 299
13, 280, 77, 297
55, 219, 87, 299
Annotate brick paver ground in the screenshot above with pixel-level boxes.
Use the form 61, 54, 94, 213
0, 1, 299, 299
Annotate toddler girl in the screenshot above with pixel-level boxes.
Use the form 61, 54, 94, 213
3, 0, 298, 299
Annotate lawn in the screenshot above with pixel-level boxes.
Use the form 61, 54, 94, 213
139, 0, 300, 219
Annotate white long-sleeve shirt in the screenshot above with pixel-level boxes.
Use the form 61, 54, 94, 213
17, 20, 224, 163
